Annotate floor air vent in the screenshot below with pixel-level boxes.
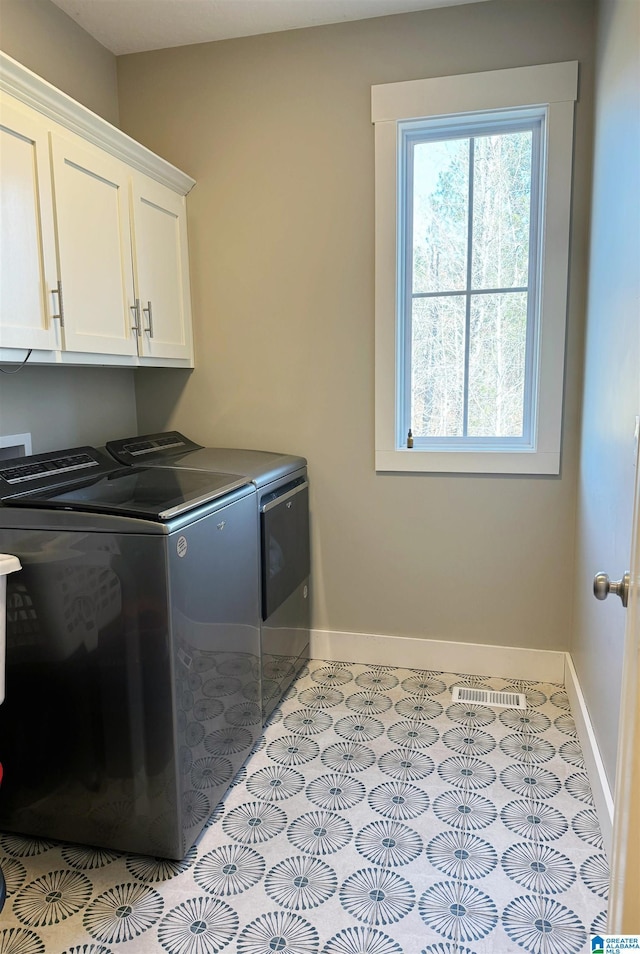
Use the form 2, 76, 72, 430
451, 686, 527, 710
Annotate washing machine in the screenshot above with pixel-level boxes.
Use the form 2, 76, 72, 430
0, 445, 261, 859
107, 432, 310, 720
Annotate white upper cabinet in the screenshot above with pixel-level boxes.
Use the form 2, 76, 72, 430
130, 174, 193, 362
0, 99, 58, 352
51, 133, 137, 356
0, 52, 195, 367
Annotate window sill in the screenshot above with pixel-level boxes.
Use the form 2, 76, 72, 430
375, 448, 560, 475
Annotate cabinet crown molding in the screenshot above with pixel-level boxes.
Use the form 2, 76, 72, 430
0, 51, 195, 196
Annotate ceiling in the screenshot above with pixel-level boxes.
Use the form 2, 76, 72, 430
49, 0, 487, 56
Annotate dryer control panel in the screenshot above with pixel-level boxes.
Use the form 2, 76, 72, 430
107, 432, 202, 465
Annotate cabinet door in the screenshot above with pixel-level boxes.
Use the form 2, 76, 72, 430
130, 174, 193, 362
50, 133, 137, 356
0, 98, 58, 351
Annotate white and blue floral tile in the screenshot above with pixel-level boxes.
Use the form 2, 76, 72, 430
0, 661, 607, 953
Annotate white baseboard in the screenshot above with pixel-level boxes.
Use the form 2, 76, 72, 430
309, 629, 566, 684
564, 653, 614, 860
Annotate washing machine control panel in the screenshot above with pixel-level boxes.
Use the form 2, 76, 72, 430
0, 446, 116, 500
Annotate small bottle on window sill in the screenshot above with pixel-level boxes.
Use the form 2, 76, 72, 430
406, 429, 414, 449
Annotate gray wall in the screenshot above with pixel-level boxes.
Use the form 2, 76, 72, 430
0, 366, 138, 455
119, 0, 595, 651
0, 0, 119, 124
571, 0, 640, 788
0, 0, 137, 453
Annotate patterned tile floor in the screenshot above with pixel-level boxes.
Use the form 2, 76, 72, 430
0, 660, 609, 954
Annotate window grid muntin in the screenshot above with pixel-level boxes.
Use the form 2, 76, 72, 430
398, 109, 544, 450
462, 135, 475, 437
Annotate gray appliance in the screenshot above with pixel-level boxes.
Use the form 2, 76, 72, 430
0, 446, 261, 859
107, 432, 310, 721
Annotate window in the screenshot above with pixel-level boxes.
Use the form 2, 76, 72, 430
400, 112, 542, 448
373, 63, 578, 474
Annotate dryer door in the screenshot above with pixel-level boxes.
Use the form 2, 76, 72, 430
260, 480, 310, 621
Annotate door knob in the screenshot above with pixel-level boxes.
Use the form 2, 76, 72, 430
593, 571, 630, 608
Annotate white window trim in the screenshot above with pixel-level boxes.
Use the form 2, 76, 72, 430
373, 62, 578, 475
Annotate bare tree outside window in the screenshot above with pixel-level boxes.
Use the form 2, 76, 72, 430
409, 128, 534, 441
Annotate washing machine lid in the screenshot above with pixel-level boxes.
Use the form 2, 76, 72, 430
0, 446, 249, 521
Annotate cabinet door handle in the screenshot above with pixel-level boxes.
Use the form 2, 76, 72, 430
52, 280, 65, 327
143, 300, 154, 338
130, 299, 141, 337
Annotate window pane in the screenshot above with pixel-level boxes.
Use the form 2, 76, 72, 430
472, 131, 532, 290
411, 295, 466, 437
412, 138, 469, 293
467, 292, 527, 437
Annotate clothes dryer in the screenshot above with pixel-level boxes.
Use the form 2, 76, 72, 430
107, 432, 310, 720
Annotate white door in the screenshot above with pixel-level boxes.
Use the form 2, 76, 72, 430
571, 1, 639, 931
0, 98, 58, 351
130, 173, 193, 362
608, 436, 640, 932
50, 132, 137, 356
